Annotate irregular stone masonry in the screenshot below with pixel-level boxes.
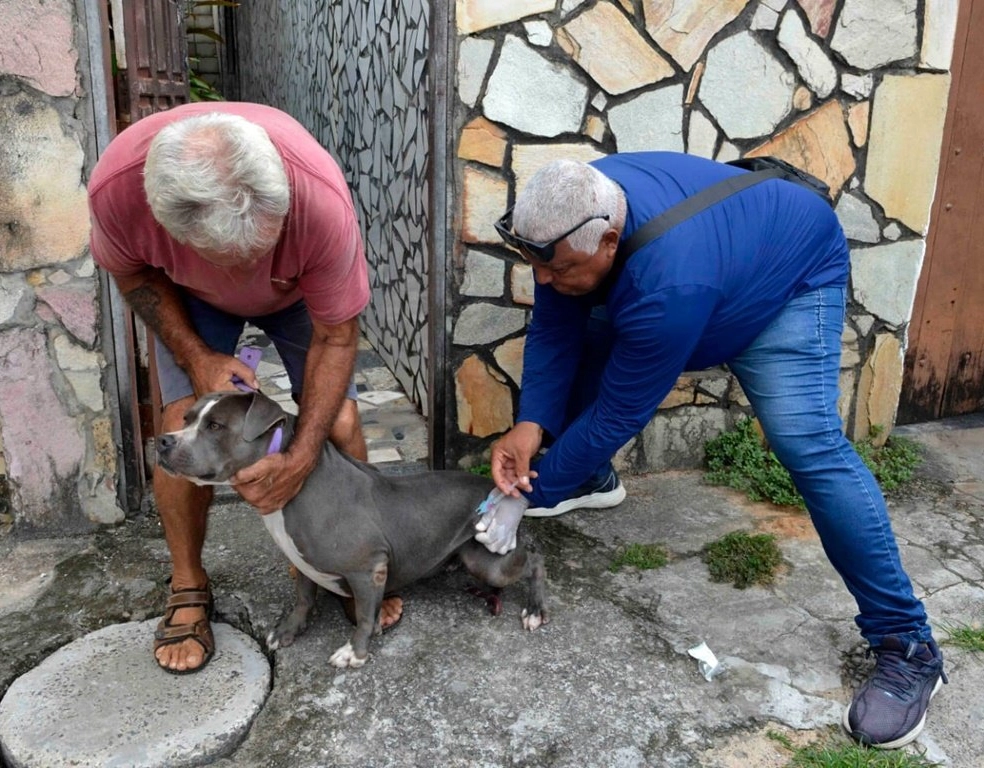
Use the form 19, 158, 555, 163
0, 0, 964, 532
452, 0, 956, 470
0, 10, 119, 531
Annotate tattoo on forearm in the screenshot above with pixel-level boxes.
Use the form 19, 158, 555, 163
125, 285, 166, 335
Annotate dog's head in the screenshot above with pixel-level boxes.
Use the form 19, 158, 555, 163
155, 391, 288, 485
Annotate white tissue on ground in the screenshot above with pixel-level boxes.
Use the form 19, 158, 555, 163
688, 641, 723, 681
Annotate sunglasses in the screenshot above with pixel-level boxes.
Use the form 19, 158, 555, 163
494, 207, 611, 262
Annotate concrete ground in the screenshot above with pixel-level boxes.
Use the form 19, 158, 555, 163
1, 351, 983, 766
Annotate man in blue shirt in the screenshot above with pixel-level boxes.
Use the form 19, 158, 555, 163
476, 153, 945, 750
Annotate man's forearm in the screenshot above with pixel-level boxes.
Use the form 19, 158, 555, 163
113, 268, 209, 369
291, 316, 359, 469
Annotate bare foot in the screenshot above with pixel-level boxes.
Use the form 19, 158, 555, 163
379, 596, 403, 629
339, 594, 405, 629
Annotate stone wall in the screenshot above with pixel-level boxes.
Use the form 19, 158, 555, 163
449, 0, 957, 471
234, 1, 433, 412
0, 0, 121, 532
0, 0, 961, 532
187, 3, 222, 91
0, 0, 960, 534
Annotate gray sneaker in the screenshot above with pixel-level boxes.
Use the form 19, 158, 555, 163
842, 635, 947, 749
524, 466, 626, 518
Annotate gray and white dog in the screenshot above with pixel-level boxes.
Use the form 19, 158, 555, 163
155, 390, 548, 668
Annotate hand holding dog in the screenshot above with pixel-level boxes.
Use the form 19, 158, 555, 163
490, 421, 543, 497
233, 450, 311, 513
187, 349, 260, 396
475, 494, 529, 554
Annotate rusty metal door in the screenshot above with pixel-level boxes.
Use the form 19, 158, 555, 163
899, 0, 984, 424
105, 0, 190, 506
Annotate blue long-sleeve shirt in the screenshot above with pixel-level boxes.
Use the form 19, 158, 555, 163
518, 152, 849, 508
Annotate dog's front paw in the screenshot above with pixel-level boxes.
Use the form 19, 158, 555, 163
266, 629, 292, 651
521, 607, 548, 631
266, 614, 309, 650
329, 641, 368, 668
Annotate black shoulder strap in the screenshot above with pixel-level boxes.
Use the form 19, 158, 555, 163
618, 167, 785, 259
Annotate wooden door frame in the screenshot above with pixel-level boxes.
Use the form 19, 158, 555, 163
900, 0, 983, 423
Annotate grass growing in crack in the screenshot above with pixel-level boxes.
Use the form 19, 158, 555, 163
704, 418, 922, 507
766, 729, 942, 767
704, 418, 803, 506
939, 620, 984, 652
854, 426, 924, 492
609, 543, 669, 572
703, 530, 783, 588
786, 744, 941, 767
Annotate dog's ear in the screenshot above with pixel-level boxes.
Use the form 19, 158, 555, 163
242, 392, 287, 443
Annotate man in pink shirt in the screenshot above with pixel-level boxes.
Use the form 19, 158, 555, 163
89, 102, 402, 674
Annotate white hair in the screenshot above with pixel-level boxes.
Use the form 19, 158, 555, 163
143, 112, 290, 258
512, 159, 626, 254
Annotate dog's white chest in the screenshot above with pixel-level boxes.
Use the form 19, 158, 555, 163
262, 511, 351, 597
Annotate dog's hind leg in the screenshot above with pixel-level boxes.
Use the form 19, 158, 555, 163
267, 570, 319, 650
328, 560, 387, 668
458, 537, 548, 630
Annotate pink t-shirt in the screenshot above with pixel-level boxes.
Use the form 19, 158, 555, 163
88, 102, 368, 326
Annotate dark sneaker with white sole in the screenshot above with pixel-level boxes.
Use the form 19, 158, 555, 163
524, 466, 626, 518
843, 635, 947, 749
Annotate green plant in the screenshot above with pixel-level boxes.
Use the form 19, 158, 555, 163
703, 530, 783, 588
854, 434, 922, 492
609, 543, 669, 572
704, 418, 804, 506
939, 620, 984, 652
785, 741, 940, 767
766, 729, 795, 750
767, 729, 942, 767
704, 419, 922, 507
185, 1, 239, 102
468, 464, 492, 478
188, 60, 224, 102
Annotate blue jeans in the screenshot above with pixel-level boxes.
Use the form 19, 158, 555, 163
728, 285, 929, 645
571, 287, 930, 645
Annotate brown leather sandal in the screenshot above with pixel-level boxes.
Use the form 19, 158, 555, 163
153, 583, 215, 675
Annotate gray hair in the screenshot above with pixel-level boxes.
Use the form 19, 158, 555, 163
512, 159, 625, 254
143, 112, 290, 257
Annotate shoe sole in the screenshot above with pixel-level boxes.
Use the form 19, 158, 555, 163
524, 483, 627, 518
841, 674, 944, 749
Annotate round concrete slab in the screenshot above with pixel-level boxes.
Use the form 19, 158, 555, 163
0, 620, 270, 768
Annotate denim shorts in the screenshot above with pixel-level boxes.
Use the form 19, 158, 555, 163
154, 294, 358, 407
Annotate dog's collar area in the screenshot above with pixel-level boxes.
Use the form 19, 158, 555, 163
267, 426, 284, 455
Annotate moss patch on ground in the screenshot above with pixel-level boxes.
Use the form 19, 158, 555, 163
704, 418, 922, 508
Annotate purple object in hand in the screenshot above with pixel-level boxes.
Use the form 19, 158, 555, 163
233, 345, 262, 392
